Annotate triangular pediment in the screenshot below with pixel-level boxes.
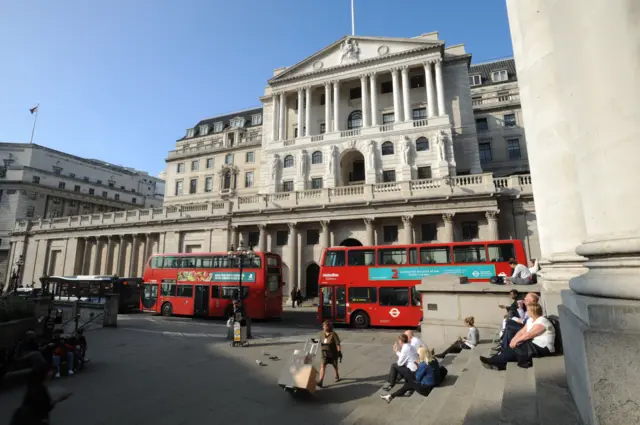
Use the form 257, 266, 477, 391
269, 36, 443, 84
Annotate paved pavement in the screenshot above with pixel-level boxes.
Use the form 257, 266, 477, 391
0, 310, 411, 425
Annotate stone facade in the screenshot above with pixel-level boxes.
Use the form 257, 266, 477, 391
4, 32, 538, 299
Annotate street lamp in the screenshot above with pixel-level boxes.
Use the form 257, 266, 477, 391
227, 241, 255, 314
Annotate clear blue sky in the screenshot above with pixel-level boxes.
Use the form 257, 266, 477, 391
0, 0, 513, 176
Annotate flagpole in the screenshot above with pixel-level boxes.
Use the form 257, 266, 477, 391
29, 106, 38, 144
351, 0, 355, 36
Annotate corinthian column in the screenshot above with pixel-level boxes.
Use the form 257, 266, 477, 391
369, 73, 378, 126
305, 86, 312, 136
296, 88, 304, 138
434, 58, 446, 116
324, 82, 331, 133
424, 61, 436, 119
272, 94, 279, 141
391, 69, 402, 124
332, 81, 341, 132
401, 66, 411, 122
278, 92, 286, 141
364, 218, 375, 246
360, 75, 369, 127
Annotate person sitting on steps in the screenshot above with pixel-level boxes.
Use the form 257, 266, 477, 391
404, 330, 426, 351
435, 316, 479, 359
494, 293, 540, 354
381, 334, 418, 392
506, 259, 534, 285
380, 347, 448, 403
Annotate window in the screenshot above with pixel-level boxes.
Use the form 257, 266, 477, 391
214, 122, 224, 132
26, 206, 35, 217
507, 139, 522, 160
382, 113, 394, 124
320, 123, 326, 134
191, 160, 199, 171
306, 229, 319, 245
88, 188, 95, 195
421, 223, 437, 242
177, 285, 194, 298
83, 177, 89, 181
245, 171, 254, 188
246, 152, 254, 163
177, 163, 185, 173
132, 197, 137, 204
311, 151, 323, 164
416, 137, 429, 152
349, 87, 362, 99
102, 191, 108, 198
420, 246, 450, 264
491, 69, 508, 82
284, 155, 294, 168
108, 181, 115, 187
410, 75, 425, 89
69, 173, 76, 178
348, 249, 375, 266
348, 287, 377, 303
248, 231, 259, 247
225, 154, 233, 165
412, 286, 421, 306
120, 185, 125, 189
52, 166, 62, 175
175, 180, 183, 196
381, 81, 393, 94
96, 179, 102, 185
476, 118, 489, 132
276, 230, 288, 246
378, 247, 406, 264
320, 94, 326, 106
469, 74, 482, 86
74, 185, 80, 192
189, 179, 197, 194
115, 194, 120, 201
199, 125, 209, 136
417, 166, 432, 179
453, 244, 486, 263
311, 178, 323, 189
251, 115, 262, 126
347, 110, 363, 129
323, 250, 345, 266
462, 221, 479, 240
413, 108, 427, 120
186, 129, 195, 138
161, 282, 177, 296
32, 176, 40, 184
223, 172, 232, 190
205, 177, 213, 192
504, 114, 516, 128
381, 141, 394, 155
206, 158, 214, 169
282, 180, 294, 192
383, 170, 396, 182
479, 142, 492, 163
231, 118, 245, 128
379, 287, 409, 307
488, 244, 516, 263
58, 182, 65, 189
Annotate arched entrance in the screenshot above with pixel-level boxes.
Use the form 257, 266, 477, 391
305, 263, 320, 298
340, 238, 363, 247
340, 150, 365, 186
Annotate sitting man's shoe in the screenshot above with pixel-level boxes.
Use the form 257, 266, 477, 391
381, 383, 393, 391
380, 394, 393, 403
480, 356, 506, 371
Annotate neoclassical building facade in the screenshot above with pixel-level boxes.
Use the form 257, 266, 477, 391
4, 32, 537, 299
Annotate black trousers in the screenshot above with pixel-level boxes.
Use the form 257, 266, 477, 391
388, 364, 414, 386
438, 340, 471, 357
501, 320, 524, 350
493, 341, 551, 367
391, 366, 448, 398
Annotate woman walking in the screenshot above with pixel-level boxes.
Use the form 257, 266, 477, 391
316, 320, 342, 388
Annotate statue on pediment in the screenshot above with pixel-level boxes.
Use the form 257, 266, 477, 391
340, 38, 360, 64
271, 154, 280, 181
437, 131, 447, 165
326, 145, 338, 177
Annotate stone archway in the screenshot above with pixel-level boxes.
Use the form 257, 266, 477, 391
339, 238, 363, 247
305, 263, 320, 298
340, 150, 365, 186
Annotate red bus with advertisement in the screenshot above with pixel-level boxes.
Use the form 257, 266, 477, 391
318, 239, 526, 328
141, 251, 283, 320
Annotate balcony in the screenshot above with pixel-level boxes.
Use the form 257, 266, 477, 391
472, 93, 521, 111
167, 135, 262, 160
14, 174, 533, 233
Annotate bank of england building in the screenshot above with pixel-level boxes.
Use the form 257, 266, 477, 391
3, 32, 537, 298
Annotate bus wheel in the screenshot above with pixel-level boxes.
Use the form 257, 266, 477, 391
161, 302, 173, 317
351, 311, 370, 329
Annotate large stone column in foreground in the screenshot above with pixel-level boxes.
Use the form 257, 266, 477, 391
506, 1, 640, 424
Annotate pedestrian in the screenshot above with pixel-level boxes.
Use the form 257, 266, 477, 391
315, 320, 342, 388
296, 288, 303, 307
290, 287, 297, 308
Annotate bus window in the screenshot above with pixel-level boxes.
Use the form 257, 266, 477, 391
453, 245, 487, 263
177, 285, 194, 297
161, 282, 177, 296
198, 256, 214, 268
324, 251, 346, 266
212, 255, 232, 268
267, 256, 280, 267
411, 286, 421, 306
221, 286, 249, 299
177, 257, 196, 268
267, 275, 280, 293
378, 248, 407, 265
420, 247, 451, 264
379, 287, 409, 306
211, 285, 220, 298
348, 249, 375, 266
409, 248, 418, 265
348, 287, 377, 303
488, 244, 516, 262
164, 257, 178, 268
150, 256, 164, 268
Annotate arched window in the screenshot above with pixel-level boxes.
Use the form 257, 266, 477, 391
381, 141, 394, 155
347, 110, 363, 129
225, 154, 233, 164
223, 171, 232, 189
416, 137, 429, 152
311, 151, 323, 164
284, 155, 294, 168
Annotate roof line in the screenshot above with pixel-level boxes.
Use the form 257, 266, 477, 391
194, 105, 263, 124
470, 56, 514, 66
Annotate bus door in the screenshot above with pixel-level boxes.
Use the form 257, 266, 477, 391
320, 285, 347, 323
265, 274, 283, 319
209, 286, 228, 317
141, 283, 158, 311
194, 285, 210, 317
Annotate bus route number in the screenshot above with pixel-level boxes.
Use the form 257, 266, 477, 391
391, 269, 398, 279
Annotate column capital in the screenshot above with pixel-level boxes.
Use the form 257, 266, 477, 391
287, 222, 298, 231
368, 71, 377, 78
401, 215, 414, 224
320, 220, 330, 229
364, 217, 375, 226
330, 79, 340, 85
359, 74, 368, 80
442, 213, 455, 223
257, 223, 267, 231
390, 67, 401, 73
303, 85, 312, 91
485, 210, 499, 220
297, 88, 304, 94
400, 65, 410, 72
323, 81, 332, 88
229, 224, 239, 231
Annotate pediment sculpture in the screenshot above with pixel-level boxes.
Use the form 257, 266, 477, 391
340, 38, 360, 64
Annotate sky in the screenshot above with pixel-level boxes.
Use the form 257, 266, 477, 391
0, 0, 513, 176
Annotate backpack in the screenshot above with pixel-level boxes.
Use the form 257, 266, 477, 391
547, 315, 563, 355
490, 276, 505, 285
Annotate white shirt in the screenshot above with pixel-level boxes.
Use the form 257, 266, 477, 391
512, 264, 532, 280
526, 316, 555, 352
396, 343, 418, 372
529, 260, 540, 275
409, 336, 425, 351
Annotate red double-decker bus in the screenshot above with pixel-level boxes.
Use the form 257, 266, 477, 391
141, 251, 283, 320
318, 240, 527, 328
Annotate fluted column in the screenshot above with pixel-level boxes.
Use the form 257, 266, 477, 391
369, 73, 378, 126
401, 66, 411, 122
391, 69, 402, 123
360, 75, 369, 127
104, 237, 115, 275
320, 220, 330, 249
402, 215, 414, 244
304, 86, 312, 136
434, 58, 446, 116
128, 235, 139, 277
257, 224, 267, 252
114, 236, 124, 277
442, 213, 454, 242
272, 94, 279, 141
81, 237, 91, 275
278, 92, 286, 141
364, 218, 375, 246
287, 222, 298, 295
296, 88, 304, 138
424, 61, 436, 119
230, 225, 239, 249
89, 238, 100, 275
485, 211, 499, 240
324, 82, 331, 133
332, 81, 341, 132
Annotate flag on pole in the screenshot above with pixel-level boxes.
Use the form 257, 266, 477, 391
29, 105, 39, 115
